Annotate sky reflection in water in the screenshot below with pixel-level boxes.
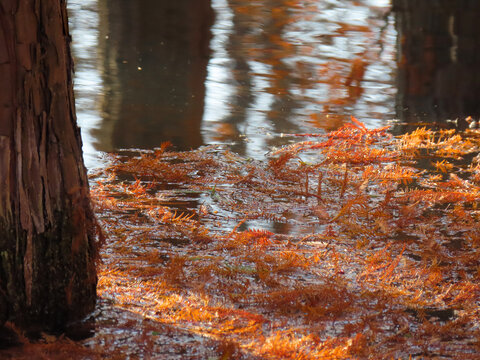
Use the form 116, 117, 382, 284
69, 0, 395, 169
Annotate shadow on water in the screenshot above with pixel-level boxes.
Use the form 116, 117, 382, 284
94, 0, 214, 152
392, 0, 480, 134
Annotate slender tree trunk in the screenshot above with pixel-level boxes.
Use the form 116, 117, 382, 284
0, 0, 97, 330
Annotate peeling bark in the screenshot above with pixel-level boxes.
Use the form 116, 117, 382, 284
0, 0, 97, 330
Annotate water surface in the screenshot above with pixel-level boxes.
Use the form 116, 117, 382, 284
69, 0, 395, 169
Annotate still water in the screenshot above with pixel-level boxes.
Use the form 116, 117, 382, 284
68, 0, 396, 169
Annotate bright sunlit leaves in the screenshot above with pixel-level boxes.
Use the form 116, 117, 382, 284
86, 120, 480, 358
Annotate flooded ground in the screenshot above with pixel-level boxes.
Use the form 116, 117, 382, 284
30, 1, 479, 358
69, 0, 395, 169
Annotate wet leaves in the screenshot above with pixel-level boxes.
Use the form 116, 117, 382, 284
14, 120, 477, 358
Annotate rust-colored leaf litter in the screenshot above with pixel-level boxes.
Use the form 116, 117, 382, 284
3, 119, 480, 359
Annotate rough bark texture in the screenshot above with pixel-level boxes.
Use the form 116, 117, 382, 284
0, 0, 97, 330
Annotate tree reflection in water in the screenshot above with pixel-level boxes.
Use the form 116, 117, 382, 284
71, 0, 396, 164
393, 0, 480, 133
202, 0, 395, 158
96, 0, 214, 151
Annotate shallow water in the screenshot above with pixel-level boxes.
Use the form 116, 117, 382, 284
69, 1, 480, 169
68, 0, 395, 169
61, 2, 480, 356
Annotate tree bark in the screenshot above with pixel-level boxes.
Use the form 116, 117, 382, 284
0, 0, 97, 330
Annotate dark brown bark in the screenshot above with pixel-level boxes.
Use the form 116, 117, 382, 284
0, 0, 97, 330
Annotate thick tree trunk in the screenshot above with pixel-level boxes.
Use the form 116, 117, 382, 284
0, 0, 97, 330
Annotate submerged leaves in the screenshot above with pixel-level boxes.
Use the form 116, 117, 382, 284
90, 119, 480, 359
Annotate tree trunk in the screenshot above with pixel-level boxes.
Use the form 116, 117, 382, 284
0, 0, 97, 330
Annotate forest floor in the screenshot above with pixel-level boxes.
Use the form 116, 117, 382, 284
2, 119, 480, 359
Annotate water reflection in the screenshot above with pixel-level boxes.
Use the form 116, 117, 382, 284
393, 0, 480, 132
202, 0, 395, 158
69, 0, 396, 168
95, 0, 214, 152
68, 0, 103, 168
